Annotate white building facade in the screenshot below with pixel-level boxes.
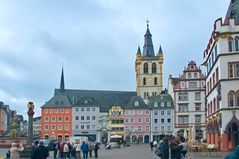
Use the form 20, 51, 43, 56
202, 0, 239, 151
168, 61, 206, 140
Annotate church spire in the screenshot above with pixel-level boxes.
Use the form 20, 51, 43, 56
225, 0, 239, 24
143, 20, 155, 57
60, 66, 65, 91
137, 45, 141, 55
158, 45, 163, 54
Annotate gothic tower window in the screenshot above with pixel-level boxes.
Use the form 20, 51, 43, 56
237, 91, 239, 106
152, 63, 157, 73
228, 91, 235, 107
235, 36, 239, 51
228, 37, 233, 52
154, 77, 157, 85
143, 78, 146, 85
144, 63, 148, 74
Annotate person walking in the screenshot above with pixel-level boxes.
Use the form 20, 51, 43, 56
88, 142, 94, 158
180, 138, 188, 158
32, 141, 49, 159
10, 143, 24, 159
94, 142, 100, 158
75, 142, 81, 159
170, 136, 183, 159
81, 141, 89, 159
150, 141, 154, 151
159, 138, 169, 159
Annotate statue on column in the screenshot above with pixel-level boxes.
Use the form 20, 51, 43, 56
27, 102, 35, 145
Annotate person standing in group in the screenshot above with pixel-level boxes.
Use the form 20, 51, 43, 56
180, 138, 188, 158
88, 142, 94, 158
31, 141, 39, 159
10, 142, 24, 159
59, 142, 64, 159
52, 141, 58, 159
32, 141, 49, 159
159, 138, 169, 159
170, 136, 183, 159
94, 142, 100, 158
81, 141, 89, 159
63, 142, 69, 159
75, 142, 81, 159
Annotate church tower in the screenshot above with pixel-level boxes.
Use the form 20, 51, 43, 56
135, 22, 164, 103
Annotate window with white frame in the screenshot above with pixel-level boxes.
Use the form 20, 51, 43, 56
154, 119, 158, 123
145, 126, 150, 131
154, 111, 158, 115
51, 124, 55, 130
167, 126, 171, 131
178, 92, 188, 101
51, 116, 56, 122
154, 126, 158, 132
75, 125, 79, 130
81, 116, 84, 120
55, 108, 59, 113
81, 125, 84, 130
92, 116, 96, 120
134, 101, 139, 106
145, 118, 150, 123
125, 119, 128, 123
138, 118, 142, 123
50, 108, 53, 113
75, 116, 79, 120
161, 126, 164, 131
65, 116, 70, 122
130, 118, 134, 123
92, 108, 96, 111
195, 103, 201, 111
167, 110, 171, 115
195, 92, 201, 101
167, 102, 171, 107
66, 108, 69, 113
87, 116, 90, 120
86, 125, 90, 130
58, 116, 62, 122
145, 110, 150, 115
161, 102, 164, 107
87, 108, 90, 112
58, 124, 62, 130
161, 111, 164, 115
44, 125, 49, 130
44, 108, 48, 113
154, 102, 158, 107
178, 104, 188, 112
60, 108, 64, 113
64, 125, 69, 130
137, 110, 142, 115
81, 108, 84, 112
195, 115, 201, 124
44, 117, 49, 122
138, 126, 142, 132
75, 108, 79, 112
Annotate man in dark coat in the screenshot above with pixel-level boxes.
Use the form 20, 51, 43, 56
159, 138, 169, 159
32, 141, 49, 159
225, 146, 239, 159
81, 141, 89, 159
94, 142, 100, 158
170, 136, 183, 159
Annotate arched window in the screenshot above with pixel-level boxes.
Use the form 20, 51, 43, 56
154, 77, 157, 85
144, 63, 148, 74
235, 36, 239, 51
236, 91, 239, 106
228, 91, 235, 107
228, 37, 233, 52
152, 63, 157, 74
143, 78, 146, 85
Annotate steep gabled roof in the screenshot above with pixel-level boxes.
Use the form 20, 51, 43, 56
225, 0, 239, 24
43, 94, 71, 107
143, 25, 155, 57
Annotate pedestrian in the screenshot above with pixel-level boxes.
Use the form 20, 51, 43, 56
59, 142, 64, 159
170, 136, 183, 159
32, 141, 49, 159
225, 145, 239, 159
88, 142, 94, 158
81, 141, 89, 159
31, 141, 39, 159
71, 142, 76, 158
94, 142, 100, 158
67, 142, 72, 158
150, 141, 154, 151
6, 149, 10, 159
63, 142, 69, 159
52, 141, 58, 159
159, 138, 169, 159
180, 138, 188, 158
10, 142, 24, 159
75, 142, 81, 159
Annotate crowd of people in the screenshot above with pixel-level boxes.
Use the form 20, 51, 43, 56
150, 136, 188, 159
7, 140, 100, 159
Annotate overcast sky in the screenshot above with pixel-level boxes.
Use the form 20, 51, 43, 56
0, 0, 230, 118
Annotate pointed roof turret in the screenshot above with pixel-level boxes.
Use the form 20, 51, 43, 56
225, 0, 239, 24
137, 45, 141, 55
60, 66, 65, 91
143, 20, 155, 57
158, 45, 163, 54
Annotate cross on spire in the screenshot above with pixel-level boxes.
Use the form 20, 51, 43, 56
146, 19, 149, 28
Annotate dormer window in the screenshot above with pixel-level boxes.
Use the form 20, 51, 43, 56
134, 101, 139, 107
167, 102, 171, 107
154, 102, 158, 107
84, 100, 88, 104
161, 102, 164, 107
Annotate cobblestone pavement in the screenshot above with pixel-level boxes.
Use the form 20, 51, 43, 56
0, 144, 228, 159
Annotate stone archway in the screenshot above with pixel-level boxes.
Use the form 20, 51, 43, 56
225, 116, 239, 149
